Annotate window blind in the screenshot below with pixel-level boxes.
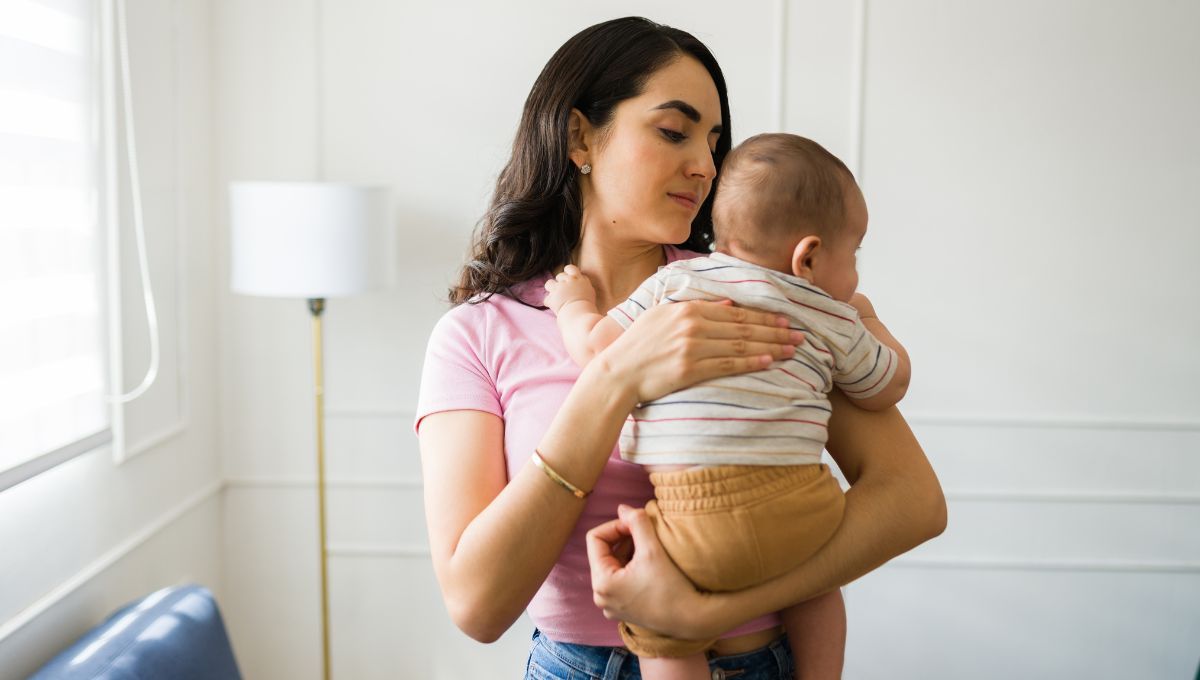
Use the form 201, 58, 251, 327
0, 0, 109, 491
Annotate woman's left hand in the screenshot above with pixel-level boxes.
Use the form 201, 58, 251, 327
586, 504, 717, 639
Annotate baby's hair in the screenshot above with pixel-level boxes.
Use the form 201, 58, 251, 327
712, 133, 854, 258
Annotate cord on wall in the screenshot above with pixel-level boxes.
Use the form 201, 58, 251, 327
107, 0, 160, 405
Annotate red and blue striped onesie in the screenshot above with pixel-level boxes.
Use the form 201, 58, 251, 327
608, 251, 898, 466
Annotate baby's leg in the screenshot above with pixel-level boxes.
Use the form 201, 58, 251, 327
638, 653, 710, 680
781, 589, 846, 680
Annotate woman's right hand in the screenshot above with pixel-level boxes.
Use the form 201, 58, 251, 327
588, 504, 723, 639
594, 299, 802, 404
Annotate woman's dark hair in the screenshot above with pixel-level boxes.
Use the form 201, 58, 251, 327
450, 17, 732, 305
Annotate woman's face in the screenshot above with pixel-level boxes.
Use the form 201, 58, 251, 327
580, 56, 723, 247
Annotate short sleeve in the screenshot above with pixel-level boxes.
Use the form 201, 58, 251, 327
832, 317, 900, 400
413, 306, 502, 435
607, 269, 668, 329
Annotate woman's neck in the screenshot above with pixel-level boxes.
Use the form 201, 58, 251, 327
568, 234, 666, 312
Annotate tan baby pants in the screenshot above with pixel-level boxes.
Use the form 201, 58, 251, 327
618, 463, 845, 658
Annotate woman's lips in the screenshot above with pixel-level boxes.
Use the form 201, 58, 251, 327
668, 192, 698, 210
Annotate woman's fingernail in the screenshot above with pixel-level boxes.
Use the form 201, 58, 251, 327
760, 354, 774, 366
777, 316, 789, 327
790, 330, 805, 343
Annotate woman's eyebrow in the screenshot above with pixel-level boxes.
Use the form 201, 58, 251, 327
652, 100, 724, 135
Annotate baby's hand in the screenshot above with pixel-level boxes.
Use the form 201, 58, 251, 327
846, 291, 911, 409
544, 264, 597, 315
848, 292, 878, 320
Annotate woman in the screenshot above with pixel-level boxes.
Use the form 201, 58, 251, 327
415, 17, 946, 679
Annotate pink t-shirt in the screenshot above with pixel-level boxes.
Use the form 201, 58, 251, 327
414, 245, 782, 646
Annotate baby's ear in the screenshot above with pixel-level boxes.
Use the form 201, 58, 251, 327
791, 236, 821, 280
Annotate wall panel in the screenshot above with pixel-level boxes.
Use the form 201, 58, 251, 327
856, 0, 1200, 420
845, 567, 1199, 679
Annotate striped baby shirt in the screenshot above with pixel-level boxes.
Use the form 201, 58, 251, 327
608, 251, 898, 466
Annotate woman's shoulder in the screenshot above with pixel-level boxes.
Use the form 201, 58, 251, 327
429, 277, 551, 344
422, 304, 487, 371
429, 297, 495, 345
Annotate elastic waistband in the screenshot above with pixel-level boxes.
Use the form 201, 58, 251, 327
648, 464, 830, 513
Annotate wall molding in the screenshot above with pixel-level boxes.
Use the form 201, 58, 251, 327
0, 478, 224, 644
324, 404, 414, 418
225, 477, 1200, 506
849, 0, 869, 181
888, 556, 1200, 574
324, 403, 1200, 432
905, 412, 1200, 431
328, 543, 429, 559
944, 490, 1200, 505
772, 0, 788, 130
114, 0, 191, 468
225, 476, 422, 490
320, 546, 1200, 575
123, 420, 189, 459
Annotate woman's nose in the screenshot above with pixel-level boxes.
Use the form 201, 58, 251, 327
688, 145, 717, 181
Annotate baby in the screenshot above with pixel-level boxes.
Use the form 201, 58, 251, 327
544, 133, 911, 680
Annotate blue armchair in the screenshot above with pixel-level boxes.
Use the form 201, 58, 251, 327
29, 584, 242, 679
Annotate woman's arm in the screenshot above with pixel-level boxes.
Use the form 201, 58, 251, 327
420, 301, 800, 642
588, 389, 947, 639
420, 362, 633, 643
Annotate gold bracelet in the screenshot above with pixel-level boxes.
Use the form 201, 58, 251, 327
531, 449, 590, 499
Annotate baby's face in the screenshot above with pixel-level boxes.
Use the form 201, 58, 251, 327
813, 183, 868, 302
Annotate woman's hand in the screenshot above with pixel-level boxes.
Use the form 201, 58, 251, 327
596, 300, 803, 405
587, 505, 718, 640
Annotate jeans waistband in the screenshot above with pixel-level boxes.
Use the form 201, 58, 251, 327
527, 628, 793, 679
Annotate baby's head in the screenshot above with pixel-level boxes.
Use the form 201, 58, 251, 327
712, 133, 867, 302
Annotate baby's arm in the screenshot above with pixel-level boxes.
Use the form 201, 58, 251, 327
843, 293, 911, 411
544, 265, 625, 367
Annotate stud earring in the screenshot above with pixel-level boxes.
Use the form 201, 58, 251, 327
580, 163, 591, 175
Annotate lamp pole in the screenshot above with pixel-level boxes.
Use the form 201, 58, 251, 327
309, 296, 331, 680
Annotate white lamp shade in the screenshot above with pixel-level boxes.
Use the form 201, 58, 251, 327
229, 182, 393, 298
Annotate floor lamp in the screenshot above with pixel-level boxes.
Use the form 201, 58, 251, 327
229, 182, 391, 680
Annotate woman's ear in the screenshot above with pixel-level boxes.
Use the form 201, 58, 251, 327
791, 236, 821, 280
567, 108, 593, 170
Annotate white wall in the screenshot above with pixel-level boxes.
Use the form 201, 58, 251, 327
0, 0, 223, 678
840, 2, 1200, 676
214, 1, 1199, 679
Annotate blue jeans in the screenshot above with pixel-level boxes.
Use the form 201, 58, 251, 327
524, 628, 794, 679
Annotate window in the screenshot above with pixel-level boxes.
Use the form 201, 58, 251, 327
0, 0, 109, 491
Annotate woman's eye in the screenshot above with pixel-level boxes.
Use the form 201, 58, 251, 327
659, 128, 687, 143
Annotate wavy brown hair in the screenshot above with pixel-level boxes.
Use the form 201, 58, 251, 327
450, 17, 732, 305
